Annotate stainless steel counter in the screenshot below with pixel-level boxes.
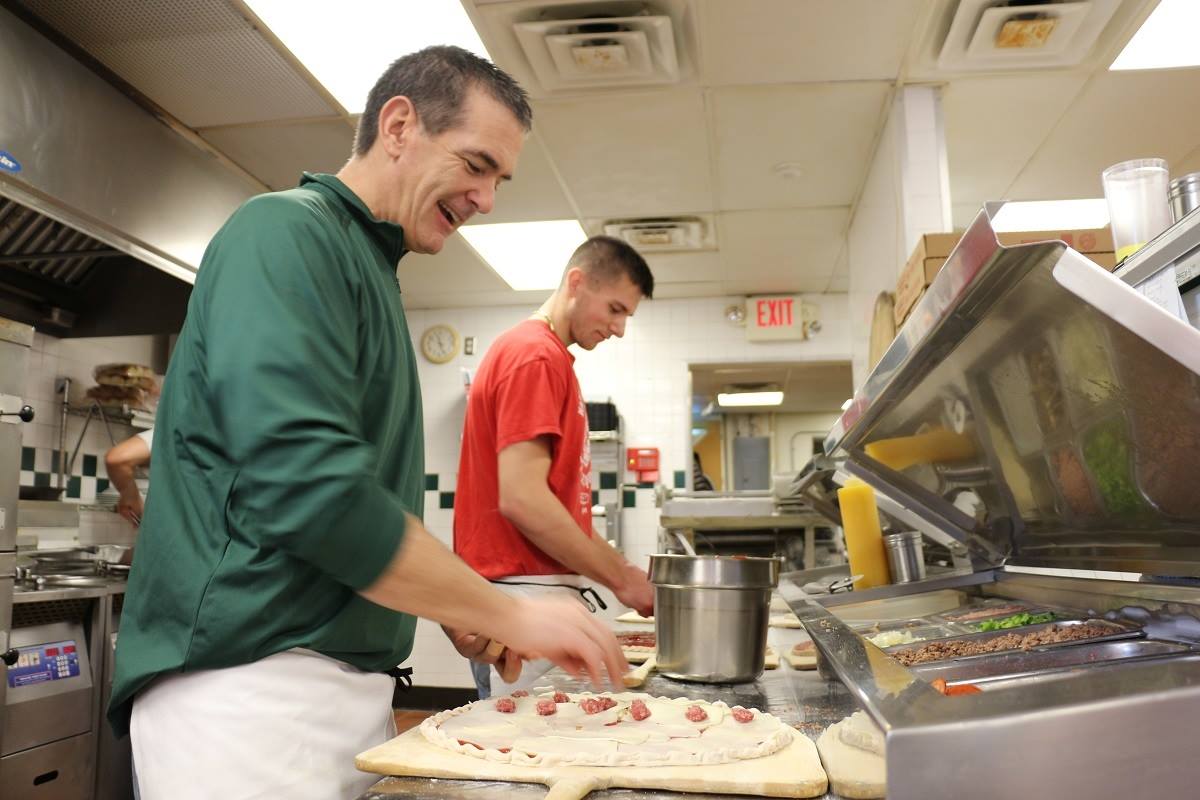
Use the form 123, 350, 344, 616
360, 665, 859, 800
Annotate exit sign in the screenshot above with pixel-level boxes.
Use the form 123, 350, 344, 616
745, 295, 817, 341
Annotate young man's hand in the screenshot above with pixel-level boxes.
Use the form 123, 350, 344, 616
614, 563, 655, 618
440, 626, 523, 683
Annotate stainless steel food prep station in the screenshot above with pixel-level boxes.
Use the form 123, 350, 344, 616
361, 205, 1200, 799
783, 202, 1200, 798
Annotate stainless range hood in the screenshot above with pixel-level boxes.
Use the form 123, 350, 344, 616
0, 3, 257, 336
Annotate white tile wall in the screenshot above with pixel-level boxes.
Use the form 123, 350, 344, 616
18, 333, 157, 502
404, 293, 850, 686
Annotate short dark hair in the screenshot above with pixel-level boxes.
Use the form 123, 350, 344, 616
354, 45, 532, 156
569, 235, 655, 299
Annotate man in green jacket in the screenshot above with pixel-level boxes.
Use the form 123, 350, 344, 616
109, 46, 625, 799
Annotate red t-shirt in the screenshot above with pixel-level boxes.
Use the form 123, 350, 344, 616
454, 320, 592, 578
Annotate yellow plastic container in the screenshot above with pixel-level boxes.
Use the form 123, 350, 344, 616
837, 480, 890, 591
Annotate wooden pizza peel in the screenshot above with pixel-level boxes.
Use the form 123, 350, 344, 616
357, 724, 828, 799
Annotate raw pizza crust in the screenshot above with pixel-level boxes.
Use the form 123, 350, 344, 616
621, 639, 779, 670
617, 632, 656, 664
785, 641, 817, 670
815, 712, 886, 799
421, 691, 793, 768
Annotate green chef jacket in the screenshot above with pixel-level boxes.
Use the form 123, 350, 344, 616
108, 173, 423, 735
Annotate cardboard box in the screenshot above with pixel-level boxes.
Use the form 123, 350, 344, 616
895, 256, 946, 326
894, 227, 1115, 325
995, 227, 1113, 253
896, 288, 926, 328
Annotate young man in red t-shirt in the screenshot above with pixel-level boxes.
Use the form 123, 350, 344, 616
452, 235, 656, 697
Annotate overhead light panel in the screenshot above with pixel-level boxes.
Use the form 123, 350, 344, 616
460, 221, 587, 291
1111, 0, 1200, 71
717, 387, 784, 408
990, 199, 1109, 231
243, 0, 490, 113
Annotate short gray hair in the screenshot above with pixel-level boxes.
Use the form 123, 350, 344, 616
354, 46, 532, 155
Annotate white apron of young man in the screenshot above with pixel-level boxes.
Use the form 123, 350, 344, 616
130, 648, 395, 799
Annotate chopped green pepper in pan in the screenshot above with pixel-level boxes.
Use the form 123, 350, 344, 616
976, 611, 1057, 632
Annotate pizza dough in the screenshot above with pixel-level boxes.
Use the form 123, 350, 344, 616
420, 691, 794, 768
815, 711, 887, 799
617, 631, 656, 664
769, 613, 803, 629
785, 641, 818, 670
619, 632, 778, 670
615, 611, 654, 624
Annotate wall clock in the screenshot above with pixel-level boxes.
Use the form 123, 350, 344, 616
420, 324, 460, 364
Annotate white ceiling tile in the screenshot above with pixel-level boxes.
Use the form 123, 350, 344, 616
479, 134, 575, 223
651, 282, 728, 300
397, 235, 514, 302
952, 202, 988, 231
1010, 69, 1200, 200
200, 120, 354, 191
644, 251, 725, 285
531, 91, 713, 217
719, 208, 847, 287
943, 74, 1089, 205
698, 0, 924, 86
712, 84, 890, 210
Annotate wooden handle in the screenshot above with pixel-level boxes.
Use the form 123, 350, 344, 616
544, 776, 603, 800
622, 654, 656, 688
484, 639, 506, 658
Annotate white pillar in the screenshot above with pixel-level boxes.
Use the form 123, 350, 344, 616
847, 85, 952, 389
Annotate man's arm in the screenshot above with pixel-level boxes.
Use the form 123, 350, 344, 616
497, 437, 654, 616
105, 435, 150, 524
360, 514, 627, 687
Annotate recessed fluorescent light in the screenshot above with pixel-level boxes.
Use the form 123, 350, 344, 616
460, 221, 587, 291
243, 1, 490, 113
990, 199, 1110, 232
717, 391, 784, 408
1111, 0, 1200, 71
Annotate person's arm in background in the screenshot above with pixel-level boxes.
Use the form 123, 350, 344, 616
498, 437, 654, 616
106, 435, 150, 524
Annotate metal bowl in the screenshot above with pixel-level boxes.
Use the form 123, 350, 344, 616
649, 555, 781, 683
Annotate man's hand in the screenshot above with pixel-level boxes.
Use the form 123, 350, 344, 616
614, 563, 655, 618
441, 626, 524, 684
117, 493, 143, 526
492, 596, 628, 689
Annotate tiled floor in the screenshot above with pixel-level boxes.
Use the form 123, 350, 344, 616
393, 710, 433, 734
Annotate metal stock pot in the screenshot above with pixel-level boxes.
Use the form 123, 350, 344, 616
648, 554, 781, 683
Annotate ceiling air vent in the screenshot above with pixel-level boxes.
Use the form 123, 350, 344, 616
602, 215, 714, 253
514, 7, 679, 91
937, 0, 1121, 72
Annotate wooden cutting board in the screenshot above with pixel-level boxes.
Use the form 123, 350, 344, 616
357, 725, 828, 799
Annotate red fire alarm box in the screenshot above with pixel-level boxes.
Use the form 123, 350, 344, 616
627, 447, 660, 483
